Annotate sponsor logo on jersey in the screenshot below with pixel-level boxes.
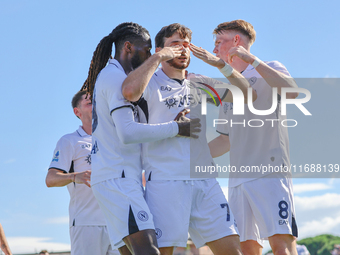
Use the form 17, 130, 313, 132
155, 228, 162, 239
137, 211, 149, 222
81, 143, 91, 149
52, 151, 60, 162
279, 220, 289, 225
160, 85, 172, 91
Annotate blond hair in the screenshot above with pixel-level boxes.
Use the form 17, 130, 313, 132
214, 20, 256, 45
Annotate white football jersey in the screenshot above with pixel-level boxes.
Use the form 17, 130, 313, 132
91, 59, 143, 185
140, 69, 228, 180
216, 61, 292, 187
49, 126, 106, 227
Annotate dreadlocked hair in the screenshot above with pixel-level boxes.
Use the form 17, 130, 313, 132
81, 22, 150, 99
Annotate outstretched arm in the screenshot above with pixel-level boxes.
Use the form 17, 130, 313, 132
46, 169, 91, 188
0, 223, 12, 255
190, 43, 256, 103
122, 46, 182, 102
208, 134, 230, 158
227, 45, 298, 98
112, 107, 201, 144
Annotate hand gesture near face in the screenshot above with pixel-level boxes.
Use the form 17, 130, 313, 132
190, 43, 225, 69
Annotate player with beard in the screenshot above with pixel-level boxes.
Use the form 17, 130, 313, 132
81, 22, 200, 255
122, 23, 256, 255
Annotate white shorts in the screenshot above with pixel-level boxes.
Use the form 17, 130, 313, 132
145, 178, 239, 248
70, 225, 119, 255
228, 174, 298, 245
92, 178, 155, 249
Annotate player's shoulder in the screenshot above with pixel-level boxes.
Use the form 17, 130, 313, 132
57, 130, 79, 143
265, 60, 284, 68
96, 61, 126, 90
57, 129, 91, 148
264, 60, 291, 76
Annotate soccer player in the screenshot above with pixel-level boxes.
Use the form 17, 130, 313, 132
81, 22, 200, 255
0, 223, 12, 255
122, 23, 255, 255
195, 20, 298, 255
46, 90, 118, 255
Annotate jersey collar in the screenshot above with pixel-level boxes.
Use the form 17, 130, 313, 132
155, 68, 172, 81
108, 59, 125, 73
77, 126, 90, 137
156, 68, 187, 86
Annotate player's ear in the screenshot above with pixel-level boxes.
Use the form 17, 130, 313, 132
233, 34, 240, 46
74, 107, 81, 118
155, 47, 162, 53
124, 41, 132, 53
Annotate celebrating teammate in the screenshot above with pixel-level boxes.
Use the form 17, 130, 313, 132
81, 22, 200, 255
46, 90, 118, 255
199, 20, 298, 255
122, 23, 255, 255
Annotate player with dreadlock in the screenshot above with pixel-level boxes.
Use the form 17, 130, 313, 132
82, 22, 200, 255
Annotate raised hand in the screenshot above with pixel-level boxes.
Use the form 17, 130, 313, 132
227, 45, 256, 64
174, 109, 201, 139
190, 43, 225, 69
156, 46, 183, 62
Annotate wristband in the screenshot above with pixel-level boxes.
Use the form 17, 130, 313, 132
218, 61, 234, 77
251, 57, 262, 68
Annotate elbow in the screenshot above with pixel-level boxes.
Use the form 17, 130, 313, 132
45, 179, 52, 188
122, 86, 137, 102
121, 137, 131, 145
286, 92, 299, 99
244, 88, 257, 103
118, 133, 134, 145
45, 176, 54, 188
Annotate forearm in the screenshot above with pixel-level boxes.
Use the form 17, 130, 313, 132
1, 242, 12, 255
0, 225, 12, 255
46, 169, 74, 187
112, 107, 178, 144
208, 134, 230, 158
122, 53, 162, 102
223, 69, 257, 103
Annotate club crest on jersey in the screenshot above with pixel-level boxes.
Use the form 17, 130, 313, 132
165, 97, 178, 108
160, 85, 172, 91
223, 103, 233, 114
85, 154, 91, 165
248, 76, 257, 86
155, 228, 162, 239
52, 150, 60, 162
137, 211, 149, 222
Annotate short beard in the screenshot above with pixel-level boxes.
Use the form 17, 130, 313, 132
166, 56, 190, 70
131, 52, 143, 70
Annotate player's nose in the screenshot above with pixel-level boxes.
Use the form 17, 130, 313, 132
213, 46, 218, 54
